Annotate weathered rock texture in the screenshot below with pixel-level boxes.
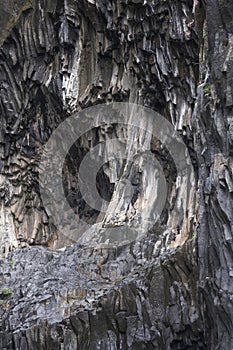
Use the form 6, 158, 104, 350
0, 0, 232, 349
0, 0, 199, 253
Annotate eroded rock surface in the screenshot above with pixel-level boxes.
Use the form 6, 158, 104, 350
0, 0, 232, 349
0, 0, 199, 253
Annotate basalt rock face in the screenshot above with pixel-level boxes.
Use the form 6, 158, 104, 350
0, 0, 200, 254
193, 0, 233, 348
0, 0, 232, 349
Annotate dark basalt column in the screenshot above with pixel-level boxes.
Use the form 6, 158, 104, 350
0, 0, 232, 349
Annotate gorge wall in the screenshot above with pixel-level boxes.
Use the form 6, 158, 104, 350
0, 0, 232, 349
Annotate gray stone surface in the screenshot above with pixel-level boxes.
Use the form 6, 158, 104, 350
0, 0, 232, 349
